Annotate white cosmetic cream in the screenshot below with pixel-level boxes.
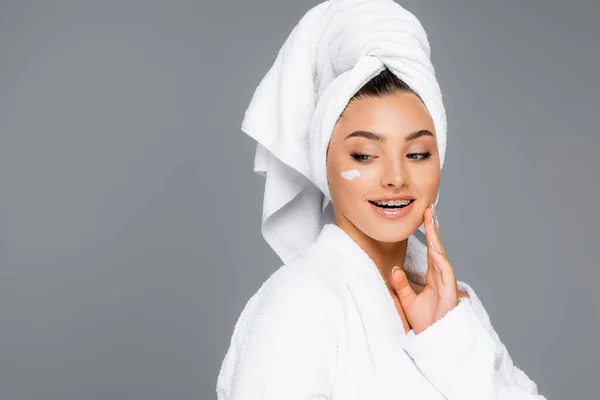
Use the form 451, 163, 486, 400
341, 169, 360, 180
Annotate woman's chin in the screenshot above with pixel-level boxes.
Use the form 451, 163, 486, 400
362, 224, 413, 243
373, 233, 411, 243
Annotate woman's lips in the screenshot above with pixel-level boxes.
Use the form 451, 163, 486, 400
368, 199, 415, 219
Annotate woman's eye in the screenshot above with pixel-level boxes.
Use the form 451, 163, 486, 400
350, 152, 372, 164
407, 152, 432, 161
350, 152, 432, 164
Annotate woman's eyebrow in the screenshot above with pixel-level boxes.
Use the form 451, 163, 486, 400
344, 129, 434, 142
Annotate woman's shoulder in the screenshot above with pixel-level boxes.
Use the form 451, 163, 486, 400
251, 257, 348, 317
228, 256, 347, 341
217, 258, 344, 398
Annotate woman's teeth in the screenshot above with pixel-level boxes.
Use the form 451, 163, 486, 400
370, 199, 413, 209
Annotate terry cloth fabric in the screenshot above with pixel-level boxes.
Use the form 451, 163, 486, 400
241, 0, 447, 267
216, 223, 547, 399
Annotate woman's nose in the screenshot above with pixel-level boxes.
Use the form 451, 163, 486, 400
381, 159, 408, 188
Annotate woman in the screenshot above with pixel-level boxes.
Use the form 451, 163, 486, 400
325, 68, 472, 335
217, 1, 547, 399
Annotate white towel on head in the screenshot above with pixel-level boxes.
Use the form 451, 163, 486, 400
242, 0, 447, 276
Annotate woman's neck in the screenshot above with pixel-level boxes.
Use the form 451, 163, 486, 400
335, 219, 408, 290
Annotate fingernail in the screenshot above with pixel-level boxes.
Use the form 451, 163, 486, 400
391, 266, 400, 279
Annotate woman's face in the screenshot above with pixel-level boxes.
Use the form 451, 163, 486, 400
326, 92, 440, 243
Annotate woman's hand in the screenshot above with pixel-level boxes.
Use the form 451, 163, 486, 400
390, 204, 463, 335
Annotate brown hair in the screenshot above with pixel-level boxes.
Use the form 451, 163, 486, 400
328, 68, 423, 155
343, 67, 423, 115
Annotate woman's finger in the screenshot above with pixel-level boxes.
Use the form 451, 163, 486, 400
425, 247, 440, 291
390, 266, 417, 309
429, 205, 445, 256
424, 208, 452, 283
424, 206, 442, 274
431, 213, 455, 292
424, 206, 440, 287
428, 245, 448, 285
428, 239, 458, 300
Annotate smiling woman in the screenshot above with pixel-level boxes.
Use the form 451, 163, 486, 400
327, 69, 439, 246
217, 0, 547, 399
326, 68, 470, 334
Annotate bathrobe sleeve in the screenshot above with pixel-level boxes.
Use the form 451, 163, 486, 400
216, 267, 341, 400
403, 296, 547, 400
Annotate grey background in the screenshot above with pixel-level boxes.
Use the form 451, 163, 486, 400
0, 0, 597, 399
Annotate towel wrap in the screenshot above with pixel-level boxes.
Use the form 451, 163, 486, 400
241, 0, 447, 272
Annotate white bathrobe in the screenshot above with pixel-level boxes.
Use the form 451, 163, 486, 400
216, 223, 547, 399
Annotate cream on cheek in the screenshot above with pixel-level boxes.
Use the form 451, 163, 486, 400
340, 169, 360, 180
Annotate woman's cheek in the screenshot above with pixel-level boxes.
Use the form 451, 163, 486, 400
421, 166, 440, 191
418, 169, 440, 204
340, 168, 360, 181
337, 168, 365, 202
345, 167, 380, 190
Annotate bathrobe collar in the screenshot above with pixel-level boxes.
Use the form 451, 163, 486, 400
312, 223, 476, 292
303, 223, 486, 366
